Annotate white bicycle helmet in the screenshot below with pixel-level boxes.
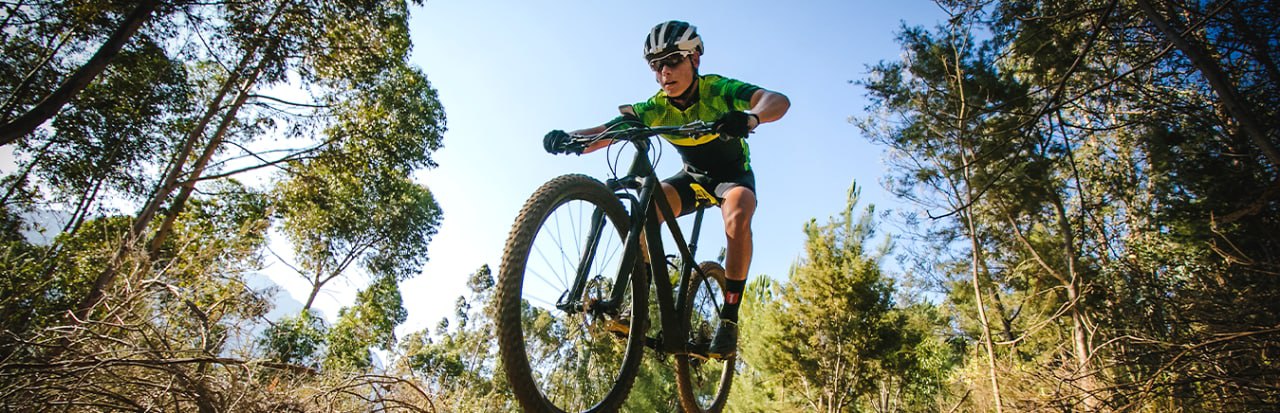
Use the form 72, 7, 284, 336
644, 20, 703, 61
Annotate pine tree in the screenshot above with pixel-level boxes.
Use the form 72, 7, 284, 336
764, 183, 902, 412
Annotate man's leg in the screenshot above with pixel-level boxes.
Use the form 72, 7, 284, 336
659, 182, 683, 223
718, 186, 755, 321
612, 183, 683, 336
720, 186, 756, 282
709, 186, 755, 359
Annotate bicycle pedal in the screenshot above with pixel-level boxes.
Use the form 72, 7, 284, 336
606, 319, 630, 338
686, 351, 710, 361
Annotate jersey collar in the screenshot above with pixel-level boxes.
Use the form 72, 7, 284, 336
667, 75, 701, 110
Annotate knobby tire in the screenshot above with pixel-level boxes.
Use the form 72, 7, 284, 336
496, 174, 649, 413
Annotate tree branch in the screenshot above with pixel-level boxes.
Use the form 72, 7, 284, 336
0, 0, 164, 146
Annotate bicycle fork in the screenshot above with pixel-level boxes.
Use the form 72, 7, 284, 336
556, 207, 609, 314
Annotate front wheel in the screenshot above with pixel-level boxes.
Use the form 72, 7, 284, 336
675, 262, 735, 412
496, 174, 649, 413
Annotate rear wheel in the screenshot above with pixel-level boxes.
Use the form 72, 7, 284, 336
496, 174, 649, 412
675, 262, 734, 412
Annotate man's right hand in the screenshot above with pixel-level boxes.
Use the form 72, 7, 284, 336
543, 130, 583, 155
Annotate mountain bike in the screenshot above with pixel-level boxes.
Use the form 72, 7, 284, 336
496, 120, 735, 412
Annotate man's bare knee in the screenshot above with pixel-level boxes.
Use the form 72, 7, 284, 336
659, 183, 682, 223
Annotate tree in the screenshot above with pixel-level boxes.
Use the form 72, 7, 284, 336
324, 274, 408, 372
260, 310, 328, 368
276, 63, 444, 312
65, 0, 443, 325
760, 183, 902, 412
728, 275, 796, 412
396, 265, 514, 411
859, 0, 1280, 410
0, 0, 164, 146
0, 0, 448, 409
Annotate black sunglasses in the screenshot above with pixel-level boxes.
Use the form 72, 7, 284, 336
648, 52, 689, 72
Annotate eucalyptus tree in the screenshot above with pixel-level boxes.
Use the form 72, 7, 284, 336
0, 0, 165, 146
1, 1, 196, 307
396, 265, 514, 411
0, 0, 450, 407
70, 0, 445, 327
324, 274, 408, 372
275, 63, 444, 312
860, 9, 1023, 409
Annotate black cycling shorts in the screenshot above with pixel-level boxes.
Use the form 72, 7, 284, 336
662, 165, 756, 215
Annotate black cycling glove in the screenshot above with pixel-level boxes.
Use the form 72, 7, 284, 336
543, 130, 583, 155
714, 111, 756, 139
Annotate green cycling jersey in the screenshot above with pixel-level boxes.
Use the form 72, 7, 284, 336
622, 74, 761, 177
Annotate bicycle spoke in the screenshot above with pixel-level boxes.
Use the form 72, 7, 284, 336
677, 262, 734, 412
500, 178, 644, 412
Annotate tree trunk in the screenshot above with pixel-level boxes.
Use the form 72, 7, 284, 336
1135, 0, 1280, 169
0, 0, 163, 146
956, 147, 1003, 412
68, 2, 288, 324
146, 55, 267, 258
69, 50, 249, 325
302, 282, 322, 312
985, 272, 1017, 343
964, 206, 1004, 413
953, 36, 1004, 413
1050, 191, 1101, 410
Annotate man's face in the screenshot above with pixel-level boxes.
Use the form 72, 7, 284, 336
650, 52, 698, 97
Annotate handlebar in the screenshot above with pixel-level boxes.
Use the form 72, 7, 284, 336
565, 120, 716, 151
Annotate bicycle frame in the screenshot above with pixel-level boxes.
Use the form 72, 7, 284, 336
560, 137, 715, 355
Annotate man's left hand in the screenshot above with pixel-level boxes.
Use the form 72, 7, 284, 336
714, 111, 758, 139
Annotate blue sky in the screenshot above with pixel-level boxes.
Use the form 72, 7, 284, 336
280, 1, 949, 334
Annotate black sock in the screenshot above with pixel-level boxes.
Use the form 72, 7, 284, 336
720, 278, 747, 322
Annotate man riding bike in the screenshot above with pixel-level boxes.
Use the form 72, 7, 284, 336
544, 20, 790, 359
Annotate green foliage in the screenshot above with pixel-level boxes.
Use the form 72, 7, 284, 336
278, 159, 441, 282
154, 180, 270, 277
324, 274, 408, 372
323, 63, 447, 173
763, 184, 901, 410
397, 265, 513, 411
0, 0, 449, 409
859, 1, 1280, 410
0, 215, 123, 346
40, 37, 193, 201
730, 275, 796, 412
722, 185, 959, 412
261, 310, 328, 367
277, 54, 445, 291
